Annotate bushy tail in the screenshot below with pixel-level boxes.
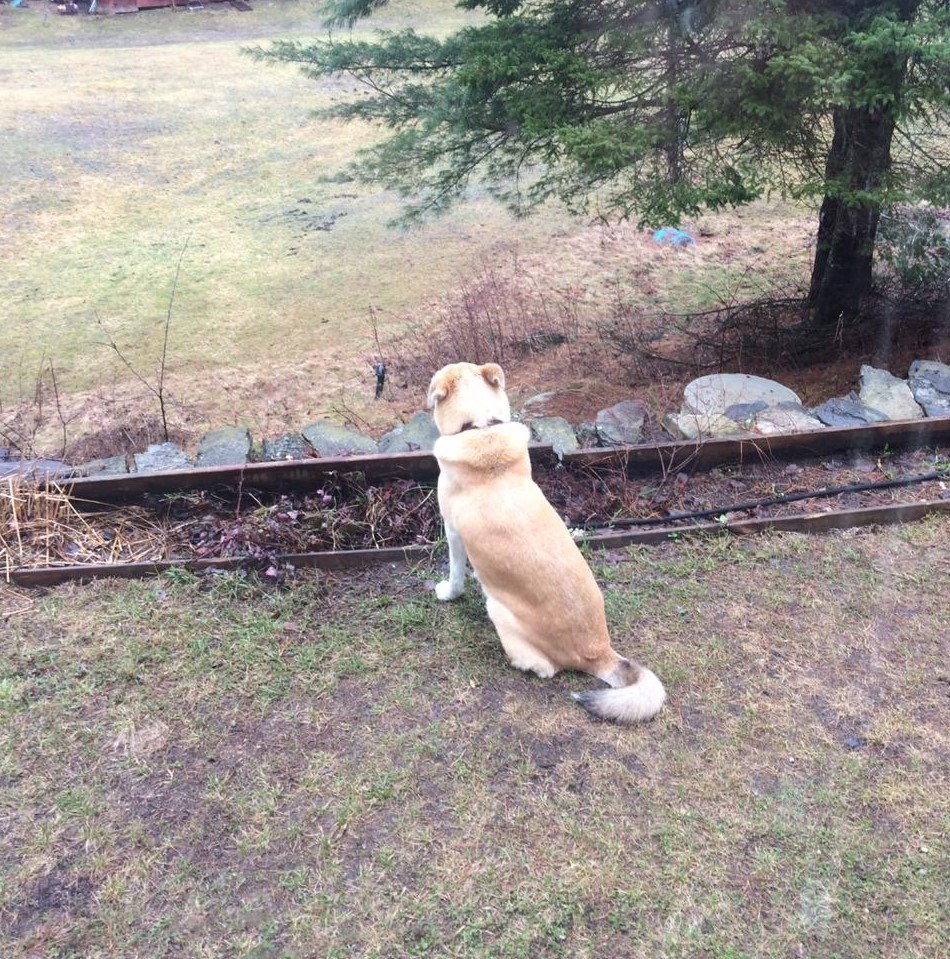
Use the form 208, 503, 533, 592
572, 656, 666, 724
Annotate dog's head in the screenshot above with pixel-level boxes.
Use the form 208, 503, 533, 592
426, 362, 511, 436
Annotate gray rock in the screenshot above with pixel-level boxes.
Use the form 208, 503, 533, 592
75, 455, 129, 476
261, 433, 311, 462
377, 411, 441, 453
662, 411, 744, 440
301, 420, 378, 457
0, 458, 71, 480
683, 373, 800, 417
811, 394, 890, 428
752, 403, 826, 435
595, 400, 646, 446
858, 365, 923, 421
133, 442, 192, 473
527, 416, 579, 459
908, 359, 950, 417
521, 391, 558, 411
576, 421, 600, 448
196, 426, 252, 467
724, 401, 769, 426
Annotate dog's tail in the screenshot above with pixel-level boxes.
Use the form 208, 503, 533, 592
572, 655, 666, 724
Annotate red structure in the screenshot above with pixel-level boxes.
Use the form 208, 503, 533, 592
95, 0, 238, 12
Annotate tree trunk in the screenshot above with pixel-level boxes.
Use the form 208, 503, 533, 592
807, 106, 896, 330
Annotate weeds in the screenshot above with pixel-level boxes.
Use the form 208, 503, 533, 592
0, 477, 166, 578
389, 261, 583, 383
0, 355, 77, 461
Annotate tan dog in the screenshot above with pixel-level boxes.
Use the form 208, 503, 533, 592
427, 362, 665, 723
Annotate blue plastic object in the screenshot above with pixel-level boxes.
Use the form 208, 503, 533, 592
653, 227, 695, 247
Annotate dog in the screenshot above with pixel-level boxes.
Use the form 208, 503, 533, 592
427, 361, 665, 723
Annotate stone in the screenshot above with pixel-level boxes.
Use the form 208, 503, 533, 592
261, 433, 311, 462
752, 402, 826, 435
521, 391, 558, 411
724, 401, 769, 425
196, 426, 252, 467
662, 411, 744, 440
576, 421, 600, 448
301, 420, 378, 457
377, 411, 441, 453
0, 457, 71, 480
133, 442, 192, 473
858, 365, 923, 421
683, 373, 800, 417
527, 416, 579, 458
908, 359, 950, 417
811, 394, 890, 428
75, 455, 129, 476
595, 400, 646, 446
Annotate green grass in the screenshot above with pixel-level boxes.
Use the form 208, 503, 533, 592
2, 518, 947, 957
1, 0, 825, 454
0, 1, 567, 414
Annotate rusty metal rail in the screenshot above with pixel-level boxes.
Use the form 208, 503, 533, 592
6, 415, 948, 587
56, 416, 950, 501
9, 499, 949, 588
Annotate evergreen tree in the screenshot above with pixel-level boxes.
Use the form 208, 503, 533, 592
255, 0, 950, 330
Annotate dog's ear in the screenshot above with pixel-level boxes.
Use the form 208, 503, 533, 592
480, 363, 505, 390
427, 372, 449, 409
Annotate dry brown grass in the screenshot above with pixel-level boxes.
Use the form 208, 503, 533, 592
0, 477, 165, 576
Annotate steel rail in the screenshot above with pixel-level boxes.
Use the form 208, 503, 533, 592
6, 415, 947, 588
50, 415, 950, 502
584, 469, 946, 530
9, 498, 949, 588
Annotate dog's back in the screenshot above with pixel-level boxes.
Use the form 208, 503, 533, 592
428, 362, 666, 723
434, 421, 614, 674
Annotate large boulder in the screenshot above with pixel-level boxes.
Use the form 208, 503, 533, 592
261, 433, 311, 462
751, 402, 826, 435
683, 373, 800, 417
74, 455, 129, 477
377, 411, 441, 453
907, 359, 950, 417
527, 416, 579, 458
662, 411, 744, 441
133, 442, 192, 473
301, 420, 378, 457
811, 394, 890, 428
857, 365, 924, 421
0, 457, 71, 480
663, 373, 805, 438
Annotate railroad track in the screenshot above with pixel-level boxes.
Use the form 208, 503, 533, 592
5, 417, 949, 588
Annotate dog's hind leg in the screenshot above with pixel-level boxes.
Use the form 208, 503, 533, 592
436, 522, 468, 601
485, 597, 559, 678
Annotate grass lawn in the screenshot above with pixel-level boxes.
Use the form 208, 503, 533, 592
0, 0, 573, 434
1, 0, 830, 454
2, 517, 947, 958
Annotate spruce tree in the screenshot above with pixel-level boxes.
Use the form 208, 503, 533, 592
255, 0, 950, 330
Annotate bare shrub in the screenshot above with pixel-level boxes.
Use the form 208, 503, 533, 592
602, 292, 811, 379
388, 262, 584, 384
0, 355, 77, 460
602, 277, 949, 382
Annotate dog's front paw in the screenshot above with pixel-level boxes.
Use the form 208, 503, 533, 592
435, 580, 463, 602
